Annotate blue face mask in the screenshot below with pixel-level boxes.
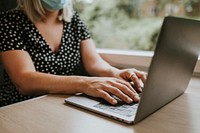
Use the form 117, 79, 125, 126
41, 0, 70, 10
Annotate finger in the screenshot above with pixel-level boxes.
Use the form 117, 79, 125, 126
115, 78, 137, 93
115, 79, 141, 100
114, 81, 140, 102
104, 85, 139, 104
98, 90, 117, 105
129, 73, 142, 92
135, 70, 147, 83
108, 78, 139, 99
110, 79, 140, 102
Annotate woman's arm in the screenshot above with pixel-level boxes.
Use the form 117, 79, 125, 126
80, 39, 147, 91
80, 39, 119, 77
0, 50, 139, 105
0, 50, 87, 95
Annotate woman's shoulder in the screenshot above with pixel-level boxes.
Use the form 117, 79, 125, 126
0, 9, 27, 25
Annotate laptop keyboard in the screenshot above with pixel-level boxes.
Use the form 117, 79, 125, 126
94, 95, 139, 117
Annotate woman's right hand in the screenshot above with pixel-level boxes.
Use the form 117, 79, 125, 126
82, 77, 140, 105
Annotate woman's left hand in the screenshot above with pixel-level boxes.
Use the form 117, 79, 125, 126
115, 68, 147, 93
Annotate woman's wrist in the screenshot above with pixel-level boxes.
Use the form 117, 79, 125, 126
75, 76, 93, 94
107, 66, 121, 78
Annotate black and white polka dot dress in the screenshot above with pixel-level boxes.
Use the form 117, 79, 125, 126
0, 9, 91, 107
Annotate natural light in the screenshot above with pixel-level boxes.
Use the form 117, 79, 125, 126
74, 0, 200, 76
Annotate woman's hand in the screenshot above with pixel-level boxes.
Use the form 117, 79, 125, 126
82, 77, 140, 105
116, 68, 147, 93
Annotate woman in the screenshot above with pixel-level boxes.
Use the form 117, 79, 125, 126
0, 0, 147, 107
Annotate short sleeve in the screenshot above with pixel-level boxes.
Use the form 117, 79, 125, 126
71, 12, 91, 41
0, 11, 26, 52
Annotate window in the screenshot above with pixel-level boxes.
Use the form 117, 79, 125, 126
74, 0, 200, 51
74, 0, 200, 76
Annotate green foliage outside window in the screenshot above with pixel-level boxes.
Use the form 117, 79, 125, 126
74, 0, 200, 51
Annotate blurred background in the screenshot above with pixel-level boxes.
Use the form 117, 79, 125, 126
74, 0, 200, 51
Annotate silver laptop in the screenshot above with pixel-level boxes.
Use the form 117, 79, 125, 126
65, 16, 200, 124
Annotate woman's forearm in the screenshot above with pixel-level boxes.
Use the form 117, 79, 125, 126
14, 72, 89, 96
87, 58, 120, 78
80, 39, 121, 78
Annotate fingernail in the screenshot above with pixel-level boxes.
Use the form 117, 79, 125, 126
127, 98, 133, 103
133, 95, 140, 102
112, 99, 117, 105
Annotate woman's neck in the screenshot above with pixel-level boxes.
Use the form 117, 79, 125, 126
41, 10, 61, 24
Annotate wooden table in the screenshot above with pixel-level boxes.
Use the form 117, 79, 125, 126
0, 77, 200, 133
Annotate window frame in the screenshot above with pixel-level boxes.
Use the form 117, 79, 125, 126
98, 48, 200, 77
